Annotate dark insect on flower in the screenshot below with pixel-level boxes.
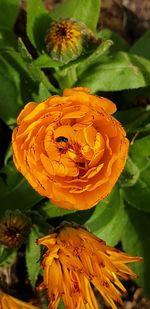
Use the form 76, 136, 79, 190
56, 136, 68, 143
56, 136, 69, 153
0, 210, 31, 248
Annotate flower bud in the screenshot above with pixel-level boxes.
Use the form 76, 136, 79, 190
45, 18, 99, 63
0, 210, 31, 248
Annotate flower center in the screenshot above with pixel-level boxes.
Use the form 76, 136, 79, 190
56, 26, 68, 38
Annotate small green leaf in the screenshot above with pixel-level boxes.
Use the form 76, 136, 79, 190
97, 29, 129, 52
37, 82, 51, 101
28, 62, 58, 93
131, 135, 150, 158
78, 39, 113, 74
122, 135, 150, 212
0, 246, 16, 266
84, 187, 125, 246
32, 54, 62, 68
121, 206, 150, 297
27, 0, 51, 51
119, 156, 140, 188
0, 29, 17, 51
0, 55, 20, 124
2, 50, 39, 103
58, 299, 65, 309
40, 200, 76, 218
116, 106, 150, 134
18, 38, 33, 62
77, 52, 150, 92
0, 0, 20, 30
49, 0, 101, 33
0, 162, 43, 214
130, 30, 150, 60
26, 225, 42, 288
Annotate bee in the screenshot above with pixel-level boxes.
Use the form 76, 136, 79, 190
55, 136, 68, 143
55, 136, 69, 152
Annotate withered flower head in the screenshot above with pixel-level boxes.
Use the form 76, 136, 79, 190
0, 210, 31, 248
0, 290, 40, 308
45, 18, 98, 63
37, 226, 143, 309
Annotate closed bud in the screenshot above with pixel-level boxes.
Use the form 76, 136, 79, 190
45, 18, 99, 64
0, 210, 31, 248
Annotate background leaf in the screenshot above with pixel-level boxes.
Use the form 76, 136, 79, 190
0, 162, 43, 214
77, 52, 150, 92
26, 225, 42, 288
84, 187, 125, 246
49, 0, 101, 33
27, 0, 51, 51
130, 30, 150, 60
121, 206, 150, 297
0, 246, 16, 266
121, 135, 150, 213
0, 0, 20, 30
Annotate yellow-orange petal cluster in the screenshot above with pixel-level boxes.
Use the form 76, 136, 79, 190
0, 290, 39, 309
37, 226, 142, 309
12, 87, 129, 210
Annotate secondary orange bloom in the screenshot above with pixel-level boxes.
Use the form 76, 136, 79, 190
37, 226, 142, 309
0, 290, 39, 309
12, 87, 129, 210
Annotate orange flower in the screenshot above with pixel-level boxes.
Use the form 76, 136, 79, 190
0, 290, 39, 309
37, 226, 142, 309
12, 87, 129, 210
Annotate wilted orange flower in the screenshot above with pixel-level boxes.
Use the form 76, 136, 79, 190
37, 226, 142, 309
0, 290, 39, 309
12, 87, 129, 210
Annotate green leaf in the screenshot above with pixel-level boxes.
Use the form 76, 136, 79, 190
0, 0, 20, 30
77, 39, 113, 74
116, 106, 150, 133
0, 55, 20, 124
131, 135, 150, 158
26, 225, 42, 288
121, 135, 150, 212
37, 82, 51, 101
84, 187, 125, 246
0, 246, 16, 266
121, 206, 150, 297
130, 30, 150, 60
0, 29, 17, 51
32, 54, 61, 68
58, 299, 65, 309
18, 38, 33, 62
77, 52, 150, 92
27, 0, 51, 51
27, 62, 58, 93
97, 29, 129, 52
119, 156, 140, 188
40, 200, 76, 218
2, 50, 39, 103
0, 162, 43, 214
49, 0, 101, 33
